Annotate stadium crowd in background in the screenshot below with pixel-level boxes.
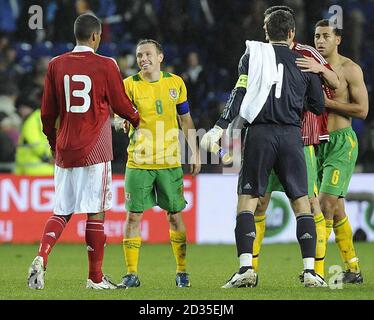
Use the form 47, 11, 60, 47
0, 0, 373, 173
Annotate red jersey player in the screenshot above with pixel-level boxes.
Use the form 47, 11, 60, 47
251, 6, 340, 284
293, 42, 335, 145
27, 13, 139, 290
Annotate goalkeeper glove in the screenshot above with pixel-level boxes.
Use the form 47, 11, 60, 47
113, 116, 133, 133
113, 116, 125, 132
200, 125, 224, 152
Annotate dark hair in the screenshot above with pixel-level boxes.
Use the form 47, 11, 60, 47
15, 87, 42, 110
136, 39, 163, 54
266, 10, 295, 42
74, 13, 101, 42
264, 6, 295, 17
315, 19, 343, 37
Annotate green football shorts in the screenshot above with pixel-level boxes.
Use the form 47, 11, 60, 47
266, 145, 318, 198
124, 167, 187, 213
317, 126, 358, 197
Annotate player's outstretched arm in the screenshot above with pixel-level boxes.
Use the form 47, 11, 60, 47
296, 56, 340, 89
325, 62, 368, 120
106, 60, 139, 128
319, 64, 340, 89
179, 112, 201, 176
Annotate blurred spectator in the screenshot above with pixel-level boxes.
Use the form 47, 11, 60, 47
0, 42, 23, 81
16, 87, 39, 119
20, 56, 50, 92
116, 53, 137, 78
14, 88, 54, 175
181, 51, 210, 121
0, 79, 21, 143
0, 32, 10, 51
0, 111, 16, 172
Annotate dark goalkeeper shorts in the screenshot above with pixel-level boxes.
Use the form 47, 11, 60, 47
266, 145, 319, 198
238, 124, 308, 199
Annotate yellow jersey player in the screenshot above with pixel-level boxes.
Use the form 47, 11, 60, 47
314, 20, 368, 284
115, 39, 201, 288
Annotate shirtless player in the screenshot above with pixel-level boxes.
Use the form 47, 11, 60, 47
313, 19, 369, 283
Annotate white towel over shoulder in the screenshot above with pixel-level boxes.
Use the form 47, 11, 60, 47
239, 40, 279, 124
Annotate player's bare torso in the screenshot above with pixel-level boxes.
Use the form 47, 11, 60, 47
328, 55, 358, 132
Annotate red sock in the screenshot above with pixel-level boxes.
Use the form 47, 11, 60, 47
38, 215, 67, 268
85, 219, 106, 283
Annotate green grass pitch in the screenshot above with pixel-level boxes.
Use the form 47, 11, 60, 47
1, 242, 373, 300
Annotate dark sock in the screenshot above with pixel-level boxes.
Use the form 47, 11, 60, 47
304, 269, 316, 275
239, 266, 253, 274
235, 211, 256, 257
296, 214, 316, 259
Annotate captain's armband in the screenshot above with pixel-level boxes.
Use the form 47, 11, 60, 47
235, 74, 248, 89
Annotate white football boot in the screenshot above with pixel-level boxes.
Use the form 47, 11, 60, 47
27, 256, 45, 290
303, 271, 328, 287
86, 275, 118, 290
221, 269, 258, 288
